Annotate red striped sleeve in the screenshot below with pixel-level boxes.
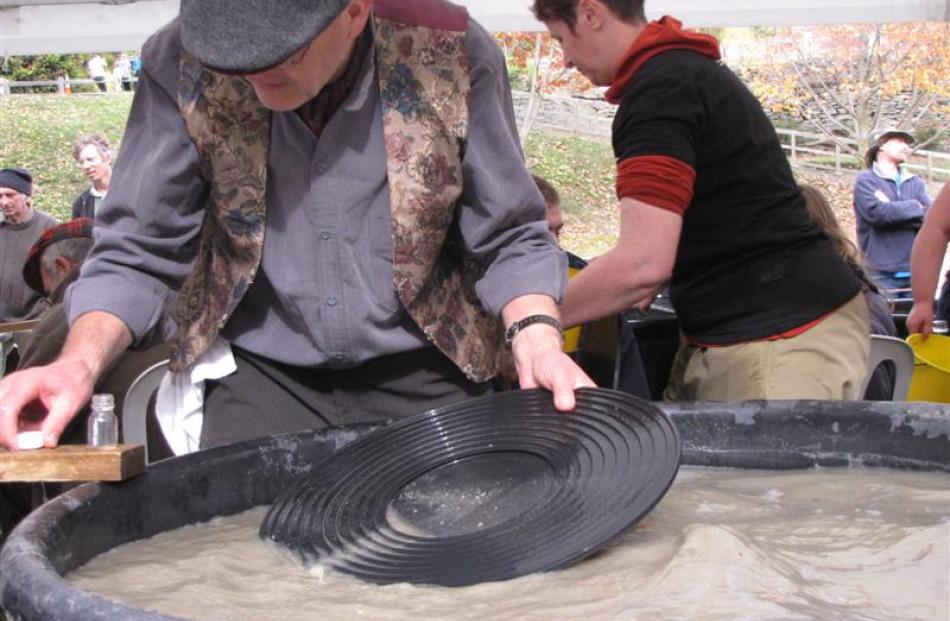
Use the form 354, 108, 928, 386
616, 155, 696, 215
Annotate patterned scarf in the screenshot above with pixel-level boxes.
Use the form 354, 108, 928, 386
296, 26, 372, 137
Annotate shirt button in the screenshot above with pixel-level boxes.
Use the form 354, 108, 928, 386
315, 162, 327, 174
334, 354, 345, 362
327, 296, 338, 307
320, 231, 331, 240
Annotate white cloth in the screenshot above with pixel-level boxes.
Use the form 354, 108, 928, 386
155, 338, 235, 455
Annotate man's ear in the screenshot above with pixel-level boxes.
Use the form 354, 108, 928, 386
53, 256, 74, 275
577, 0, 606, 31
346, 0, 374, 38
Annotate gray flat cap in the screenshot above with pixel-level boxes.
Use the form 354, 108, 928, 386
180, 0, 351, 73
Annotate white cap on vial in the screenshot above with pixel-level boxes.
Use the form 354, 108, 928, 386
17, 431, 44, 450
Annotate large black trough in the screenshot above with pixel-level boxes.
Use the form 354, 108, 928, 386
1, 397, 947, 620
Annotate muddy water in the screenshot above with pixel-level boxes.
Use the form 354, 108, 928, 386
67, 467, 950, 621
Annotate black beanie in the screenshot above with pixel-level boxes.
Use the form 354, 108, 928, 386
0, 168, 33, 196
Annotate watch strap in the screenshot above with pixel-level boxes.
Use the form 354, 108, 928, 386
504, 314, 563, 349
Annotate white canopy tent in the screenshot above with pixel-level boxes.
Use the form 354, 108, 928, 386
1, 0, 948, 56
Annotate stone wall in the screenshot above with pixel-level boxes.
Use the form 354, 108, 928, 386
512, 91, 614, 140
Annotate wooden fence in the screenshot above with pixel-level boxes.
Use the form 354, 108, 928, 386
3, 85, 947, 181
777, 128, 950, 182
0, 77, 136, 95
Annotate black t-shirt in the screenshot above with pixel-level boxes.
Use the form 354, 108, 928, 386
613, 50, 861, 344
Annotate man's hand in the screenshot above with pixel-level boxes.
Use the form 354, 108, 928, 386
0, 360, 96, 450
906, 300, 935, 338
509, 322, 594, 411
503, 294, 595, 412
0, 311, 132, 450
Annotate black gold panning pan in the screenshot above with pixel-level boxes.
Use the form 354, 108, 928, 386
259, 387, 681, 586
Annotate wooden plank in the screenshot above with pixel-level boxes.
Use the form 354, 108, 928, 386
0, 444, 145, 482
0, 320, 42, 334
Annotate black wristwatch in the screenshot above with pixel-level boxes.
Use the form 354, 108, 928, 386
504, 314, 563, 349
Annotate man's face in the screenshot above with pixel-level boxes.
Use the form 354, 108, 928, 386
76, 144, 111, 184
0, 187, 30, 222
242, 0, 370, 112
878, 137, 912, 164
546, 201, 564, 242
544, 18, 614, 87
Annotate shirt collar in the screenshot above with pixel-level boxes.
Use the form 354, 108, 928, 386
872, 162, 915, 183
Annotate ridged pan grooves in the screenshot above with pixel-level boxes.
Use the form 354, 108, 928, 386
260, 387, 680, 586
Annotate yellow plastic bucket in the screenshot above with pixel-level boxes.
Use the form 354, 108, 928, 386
563, 264, 583, 354
906, 333, 950, 403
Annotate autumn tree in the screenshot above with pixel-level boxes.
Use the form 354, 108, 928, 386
739, 22, 950, 157
494, 32, 594, 142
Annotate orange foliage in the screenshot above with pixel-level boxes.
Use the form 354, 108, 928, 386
739, 22, 950, 150
494, 31, 596, 95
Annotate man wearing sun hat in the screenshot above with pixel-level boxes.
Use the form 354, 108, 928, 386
854, 128, 932, 297
0, 0, 592, 452
0, 167, 58, 323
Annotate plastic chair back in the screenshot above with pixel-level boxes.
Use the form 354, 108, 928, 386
121, 359, 170, 463
861, 335, 915, 401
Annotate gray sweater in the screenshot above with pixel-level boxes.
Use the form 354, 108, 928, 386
0, 210, 58, 322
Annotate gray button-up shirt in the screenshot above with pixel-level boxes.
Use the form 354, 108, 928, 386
67, 17, 566, 368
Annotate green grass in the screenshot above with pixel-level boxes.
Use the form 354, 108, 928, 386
806, 155, 864, 170
0, 93, 622, 257
0, 93, 133, 221
523, 131, 618, 258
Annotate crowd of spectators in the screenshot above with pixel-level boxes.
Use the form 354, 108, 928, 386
85, 52, 140, 93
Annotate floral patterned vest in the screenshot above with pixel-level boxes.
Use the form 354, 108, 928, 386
172, 1, 503, 381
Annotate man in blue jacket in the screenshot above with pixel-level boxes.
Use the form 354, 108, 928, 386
853, 129, 932, 297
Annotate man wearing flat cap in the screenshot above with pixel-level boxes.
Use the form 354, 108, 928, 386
854, 128, 932, 297
0, 0, 592, 452
0, 168, 58, 323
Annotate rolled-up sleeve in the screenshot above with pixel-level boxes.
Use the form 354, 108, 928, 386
457, 22, 567, 316
65, 24, 208, 344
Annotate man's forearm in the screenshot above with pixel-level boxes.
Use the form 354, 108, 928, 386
910, 228, 947, 305
560, 249, 667, 329
59, 311, 134, 383
561, 197, 680, 329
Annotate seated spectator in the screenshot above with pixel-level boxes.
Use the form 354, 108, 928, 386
907, 183, 950, 337
71, 132, 113, 220
532, 174, 564, 242
853, 129, 932, 299
0, 168, 58, 322
15, 219, 95, 370
801, 184, 896, 399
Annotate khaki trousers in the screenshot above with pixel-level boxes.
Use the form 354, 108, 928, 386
664, 293, 870, 401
